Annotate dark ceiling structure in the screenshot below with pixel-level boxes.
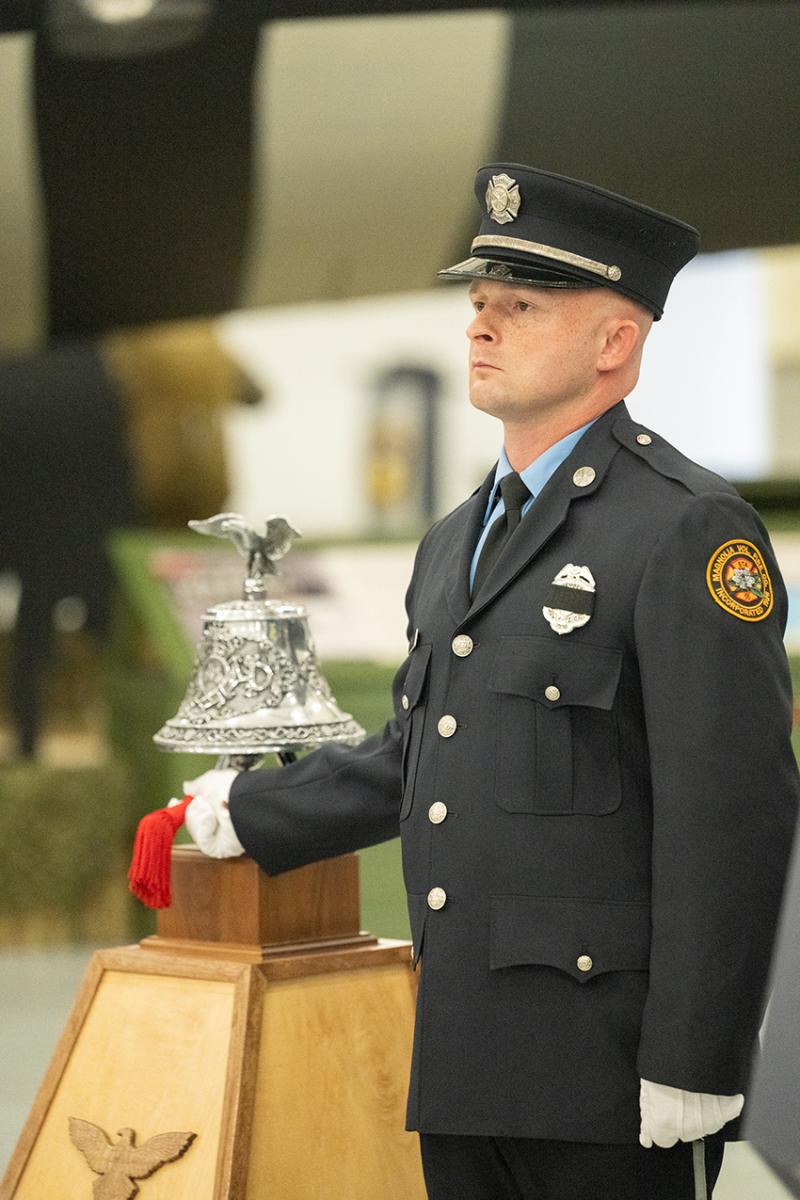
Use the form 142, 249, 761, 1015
2, 0, 767, 32
0, 1, 797, 341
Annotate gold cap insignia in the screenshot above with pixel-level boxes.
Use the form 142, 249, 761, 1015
485, 173, 521, 225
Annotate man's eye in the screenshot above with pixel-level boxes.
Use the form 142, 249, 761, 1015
472, 302, 484, 312
514, 301, 531, 312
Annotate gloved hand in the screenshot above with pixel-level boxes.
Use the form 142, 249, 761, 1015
181, 769, 245, 859
639, 1078, 744, 1148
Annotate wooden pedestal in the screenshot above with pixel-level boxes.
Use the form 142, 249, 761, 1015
1, 850, 426, 1200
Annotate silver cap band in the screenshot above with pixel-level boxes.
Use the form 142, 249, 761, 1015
471, 234, 622, 282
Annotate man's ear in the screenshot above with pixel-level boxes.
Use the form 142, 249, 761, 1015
597, 320, 641, 374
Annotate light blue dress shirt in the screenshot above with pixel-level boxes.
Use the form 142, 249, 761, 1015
469, 419, 597, 591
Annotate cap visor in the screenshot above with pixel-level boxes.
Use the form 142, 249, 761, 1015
437, 256, 600, 288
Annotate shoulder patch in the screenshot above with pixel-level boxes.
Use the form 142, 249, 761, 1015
706, 540, 773, 622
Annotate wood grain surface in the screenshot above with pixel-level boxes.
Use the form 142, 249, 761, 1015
3, 834, 424, 1200
157, 849, 362, 947
246, 961, 425, 1199
5, 964, 236, 1200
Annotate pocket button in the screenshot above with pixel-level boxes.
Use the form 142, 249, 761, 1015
544, 685, 561, 702
577, 955, 593, 972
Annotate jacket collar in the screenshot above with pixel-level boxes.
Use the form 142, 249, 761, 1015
443, 400, 628, 625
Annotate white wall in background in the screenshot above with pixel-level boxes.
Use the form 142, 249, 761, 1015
219, 249, 769, 536
218, 288, 488, 535
630, 250, 769, 479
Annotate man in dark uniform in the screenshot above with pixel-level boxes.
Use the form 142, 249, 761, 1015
181, 165, 800, 1198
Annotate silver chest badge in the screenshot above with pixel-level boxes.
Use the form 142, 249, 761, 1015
543, 564, 596, 635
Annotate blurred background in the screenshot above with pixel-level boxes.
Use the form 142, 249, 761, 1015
1, 1, 799, 1191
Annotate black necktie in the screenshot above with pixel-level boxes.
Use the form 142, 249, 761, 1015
472, 472, 531, 596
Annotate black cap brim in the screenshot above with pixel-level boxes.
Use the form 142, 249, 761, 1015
438, 255, 600, 289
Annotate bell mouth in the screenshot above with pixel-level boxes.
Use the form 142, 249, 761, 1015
153, 715, 365, 757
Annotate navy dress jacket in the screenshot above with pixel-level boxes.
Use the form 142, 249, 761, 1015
230, 400, 800, 1143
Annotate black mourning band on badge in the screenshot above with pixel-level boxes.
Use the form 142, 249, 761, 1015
544, 585, 595, 616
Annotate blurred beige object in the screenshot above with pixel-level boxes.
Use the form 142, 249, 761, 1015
243, 11, 509, 306
100, 320, 256, 526
761, 247, 800, 477
0, 34, 45, 356
761, 246, 800, 368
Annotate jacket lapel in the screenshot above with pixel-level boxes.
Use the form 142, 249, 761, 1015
443, 465, 497, 624
462, 402, 627, 623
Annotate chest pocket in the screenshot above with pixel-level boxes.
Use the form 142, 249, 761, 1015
489, 635, 622, 815
399, 643, 432, 821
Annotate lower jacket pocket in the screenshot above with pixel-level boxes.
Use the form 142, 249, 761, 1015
489, 894, 651, 982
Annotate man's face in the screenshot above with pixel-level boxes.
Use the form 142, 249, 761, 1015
466, 279, 610, 423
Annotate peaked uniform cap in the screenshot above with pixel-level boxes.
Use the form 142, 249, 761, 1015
439, 163, 700, 319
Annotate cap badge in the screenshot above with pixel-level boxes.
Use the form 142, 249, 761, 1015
543, 564, 596, 635
486, 262, 512, 279
706, 540, 773, 622
485, 173, 521, 225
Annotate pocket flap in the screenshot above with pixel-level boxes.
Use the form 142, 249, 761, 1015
490, 895, 650, 981
401, 643, 432, 719
489, 636, 622, 710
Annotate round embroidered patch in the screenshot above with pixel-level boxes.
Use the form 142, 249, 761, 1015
706, 540, 773, 621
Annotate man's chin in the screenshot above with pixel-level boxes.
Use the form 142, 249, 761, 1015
469, 388, 525, 422
469, 384, 504, 417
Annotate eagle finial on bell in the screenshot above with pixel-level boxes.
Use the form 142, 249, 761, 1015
187, 512, 302, 600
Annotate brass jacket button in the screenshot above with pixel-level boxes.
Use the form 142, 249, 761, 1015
428, 802, 448, 824
577, 955, 593, 972
636, 432, 653, 446
544, 685, 561, 702
401, 694, 410, 711
451, 634, 474, 657
427, 887, 447, 910
572, 466, 596, 487
437, 715, 457, 738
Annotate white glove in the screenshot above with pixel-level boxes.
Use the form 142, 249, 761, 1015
182, 769, 245, 859
639, 1078, 744, 1148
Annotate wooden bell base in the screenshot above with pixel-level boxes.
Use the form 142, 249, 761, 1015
1, 850, 426, 1200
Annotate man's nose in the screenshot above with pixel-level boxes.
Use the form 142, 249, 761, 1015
466, 311, 495, 342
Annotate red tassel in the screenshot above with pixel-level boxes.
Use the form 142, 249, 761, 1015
128, 795, 193, 909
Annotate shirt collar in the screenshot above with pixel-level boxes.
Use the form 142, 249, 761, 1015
485, 418, 597, 521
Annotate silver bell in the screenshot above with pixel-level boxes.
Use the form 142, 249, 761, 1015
153, 513, 365, 758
